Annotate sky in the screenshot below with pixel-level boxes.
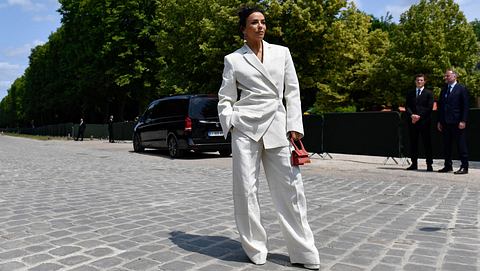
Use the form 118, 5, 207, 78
0, 0, 61, 100
0, 0, 479, 101
354, 0, 479, 22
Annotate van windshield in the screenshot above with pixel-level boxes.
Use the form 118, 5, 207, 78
189, 97, 219, 119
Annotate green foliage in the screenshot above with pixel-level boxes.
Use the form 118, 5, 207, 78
471, 19, 480, 41
153, 0, 245, 96
376, 0, 480, 107
1, 0, 479, 128
369, 12, 396, 33
266, 0, 391, 112
1, 132, 57, 141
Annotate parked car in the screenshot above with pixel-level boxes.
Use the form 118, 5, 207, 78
133, 94, 231, 158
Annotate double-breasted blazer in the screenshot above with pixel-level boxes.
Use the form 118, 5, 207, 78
437, 83, 469, 125
405, 88, 434, 126
218, 40, 303, 149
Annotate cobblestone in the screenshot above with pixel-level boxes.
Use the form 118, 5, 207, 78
0, 135, 479, 270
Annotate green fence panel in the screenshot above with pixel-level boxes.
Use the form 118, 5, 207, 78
323, 112, 401, 157
73, 124, 108, 139
71, 122, 135, 140
3, 109, 477, 161
468, 109, 480, 161
113, 121, 135, 140
302, 115, 323, 154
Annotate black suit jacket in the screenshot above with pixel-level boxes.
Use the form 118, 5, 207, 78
79, 122, 86, 132
406, 88, 434, 126
437, 83, 469, 125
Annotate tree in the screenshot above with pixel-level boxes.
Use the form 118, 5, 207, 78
102, 0, 161, 119
0, 76, 25, 127
3, 0, 479, 129
471, 19, 480, 41
153, 0, 247, 96
266, 0, 390, 112
370, 12, 396, 33
376, 0, 480, 107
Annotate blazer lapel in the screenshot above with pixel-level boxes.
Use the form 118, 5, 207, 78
450, 84, 458, 96
242, 41, 277, 89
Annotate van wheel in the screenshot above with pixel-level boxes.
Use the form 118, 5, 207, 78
133, 133, 144, 152
219, 150, 231, 157
168, 136, 184, 158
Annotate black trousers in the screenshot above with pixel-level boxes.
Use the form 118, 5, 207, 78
442, 124, 469, 169
408, 122, 432, 165
108, 128, 114, 142
76, 130, 84, 141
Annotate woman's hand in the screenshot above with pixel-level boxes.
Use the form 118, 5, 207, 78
289, 131, 302, 141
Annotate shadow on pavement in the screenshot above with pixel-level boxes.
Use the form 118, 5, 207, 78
129, 150, 230, 160
168, 231, 294, 267
168, 231, 248, 263
377, 167, 412, 171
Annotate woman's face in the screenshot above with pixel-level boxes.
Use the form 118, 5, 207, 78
243, 12, 266, 42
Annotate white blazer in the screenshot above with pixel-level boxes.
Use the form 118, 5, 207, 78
218, 40, 304, 149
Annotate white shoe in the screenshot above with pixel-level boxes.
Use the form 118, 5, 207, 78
303, 264, 320, 270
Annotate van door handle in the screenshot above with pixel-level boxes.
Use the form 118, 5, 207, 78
199, 120, 219, 124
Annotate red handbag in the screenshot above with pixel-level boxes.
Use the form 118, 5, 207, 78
290, 138, 311, 166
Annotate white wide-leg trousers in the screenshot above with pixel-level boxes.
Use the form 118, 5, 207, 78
231, 129, 320, 265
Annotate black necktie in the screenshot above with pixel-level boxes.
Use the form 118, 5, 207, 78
446, 85, 452, 98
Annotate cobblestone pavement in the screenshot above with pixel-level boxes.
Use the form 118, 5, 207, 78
0, 135, 479, 271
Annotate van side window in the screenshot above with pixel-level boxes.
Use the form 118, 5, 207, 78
170, 99, 189, 116
162, 99, 188, 117
144, 102, 157, 120
151, 99, 189, 119
190, 97, 218, 119
151, 101, 165, 119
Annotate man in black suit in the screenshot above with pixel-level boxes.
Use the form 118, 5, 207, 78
405, 74, 434, 171
437, 69, 469, 174
108, 115, 114, 143
76, 118, 86, 141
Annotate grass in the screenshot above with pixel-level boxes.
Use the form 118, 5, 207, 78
0, 132, 68, 141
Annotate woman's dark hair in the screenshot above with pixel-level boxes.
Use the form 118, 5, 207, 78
238, 7, 264, 38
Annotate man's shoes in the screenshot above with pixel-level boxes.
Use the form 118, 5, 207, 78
303, 264, 320, 270
427, 165, 433, 172
406, 164, 417, 170
454, 168, 468, 174
438, 167, 453, 173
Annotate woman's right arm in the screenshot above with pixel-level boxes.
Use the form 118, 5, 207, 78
218, 56, 237, 138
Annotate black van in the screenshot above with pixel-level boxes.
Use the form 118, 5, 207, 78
133, 95, 231, 158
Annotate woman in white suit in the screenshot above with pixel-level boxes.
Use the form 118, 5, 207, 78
217, 7, 320, 270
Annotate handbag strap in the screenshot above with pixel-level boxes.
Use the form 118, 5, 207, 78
289, 138, 305, 151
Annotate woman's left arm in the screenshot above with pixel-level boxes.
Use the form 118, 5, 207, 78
283, 48, 304, 138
